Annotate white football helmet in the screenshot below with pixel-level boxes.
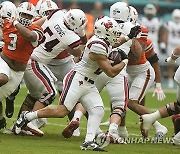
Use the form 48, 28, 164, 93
39, 0, 58, 17
36, 0, 49, 15
63, 9, 88, 33
172, 9, 180, 24
129, 6, 138, 25
110, 2, 130, 22
0, 1, 17, 19
17, 2, 36, 27
144, 4, 157, 16
94, 16, 121, 46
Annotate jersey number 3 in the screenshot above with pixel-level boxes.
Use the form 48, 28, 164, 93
8, 33, 17, 51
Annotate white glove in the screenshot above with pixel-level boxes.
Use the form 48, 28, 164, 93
165, 57, 176, 64
152, 83, 166, 101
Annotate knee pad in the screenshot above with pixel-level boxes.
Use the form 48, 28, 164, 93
23, 94, 37, 110
110, 107, 126, 119
38, 92, 56, 107
166, 101, 180, 116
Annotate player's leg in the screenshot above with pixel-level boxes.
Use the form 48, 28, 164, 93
5, 84, 20, 118
128, 67, 167, 138
105, 75, 128, 143
80, 88, 106, 151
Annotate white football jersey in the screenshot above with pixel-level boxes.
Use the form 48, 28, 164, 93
139, 17, 162, 52
164, 21, 180, 52
31, 10, 81, 64
74, 35, 112, 80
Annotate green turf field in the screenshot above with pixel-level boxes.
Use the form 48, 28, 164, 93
0, 87, 180, 154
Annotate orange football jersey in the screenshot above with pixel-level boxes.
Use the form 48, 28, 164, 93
2, 19, 43, 64
128, 26, 148, 65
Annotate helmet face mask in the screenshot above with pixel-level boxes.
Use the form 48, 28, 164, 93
17, 2, 36, 27
94, 16, 120, 46
63, 9, 87, 33
110, 2, 130, 23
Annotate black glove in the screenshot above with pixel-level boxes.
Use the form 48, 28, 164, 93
127, 25, 141, 39
118, 49, 128, 60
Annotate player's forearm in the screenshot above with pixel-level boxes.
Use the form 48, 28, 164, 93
13, 21, 37, 42
151, 62, 161, 83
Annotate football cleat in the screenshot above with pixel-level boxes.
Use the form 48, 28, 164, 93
62, 118, 80, 138
72, 128, 80, 137
13, 111, 29, 135
118, 126, 129, 139
0, 117, 6, 130
140, 114, 154, 137
173, 131, 180, 146
95, 132, 110, 148
107, 131, 126, 144
154, 125, 168, 142
3, 125, 34, 136
80, 141, 107, 152
25, 121, 44, 137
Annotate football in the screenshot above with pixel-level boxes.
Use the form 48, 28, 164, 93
108, 49, 128, 66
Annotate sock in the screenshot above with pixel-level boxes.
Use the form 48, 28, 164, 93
85, 107, 104, 142
119, 126, 126, 131
72, 111, 83, 121
109, 123, 118, 132
151, 110, 161, 122
26, 111, 38, 121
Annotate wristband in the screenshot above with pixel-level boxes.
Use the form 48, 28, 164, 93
155, 83, 161, 88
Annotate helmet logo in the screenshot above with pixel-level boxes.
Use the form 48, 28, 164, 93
113, 8, 120, 15
104, 21, 113, 30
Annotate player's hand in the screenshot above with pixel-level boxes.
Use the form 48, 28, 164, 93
127, 25, 141, 39
165, 57, 176, 65
152, 83, 166, 101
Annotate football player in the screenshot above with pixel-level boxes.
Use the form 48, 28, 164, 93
160, 9, 180, 88
140, 45, 180, 145
0, 1, 43, 129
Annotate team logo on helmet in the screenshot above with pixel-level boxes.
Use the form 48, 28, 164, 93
113, 8, 120, 15
104, 21, 113, 30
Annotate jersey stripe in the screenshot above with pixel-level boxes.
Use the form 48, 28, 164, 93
138, 69, 150, 102
69, 39, 82, 49
87, 40, 109, 53
60, 70, 76, 104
